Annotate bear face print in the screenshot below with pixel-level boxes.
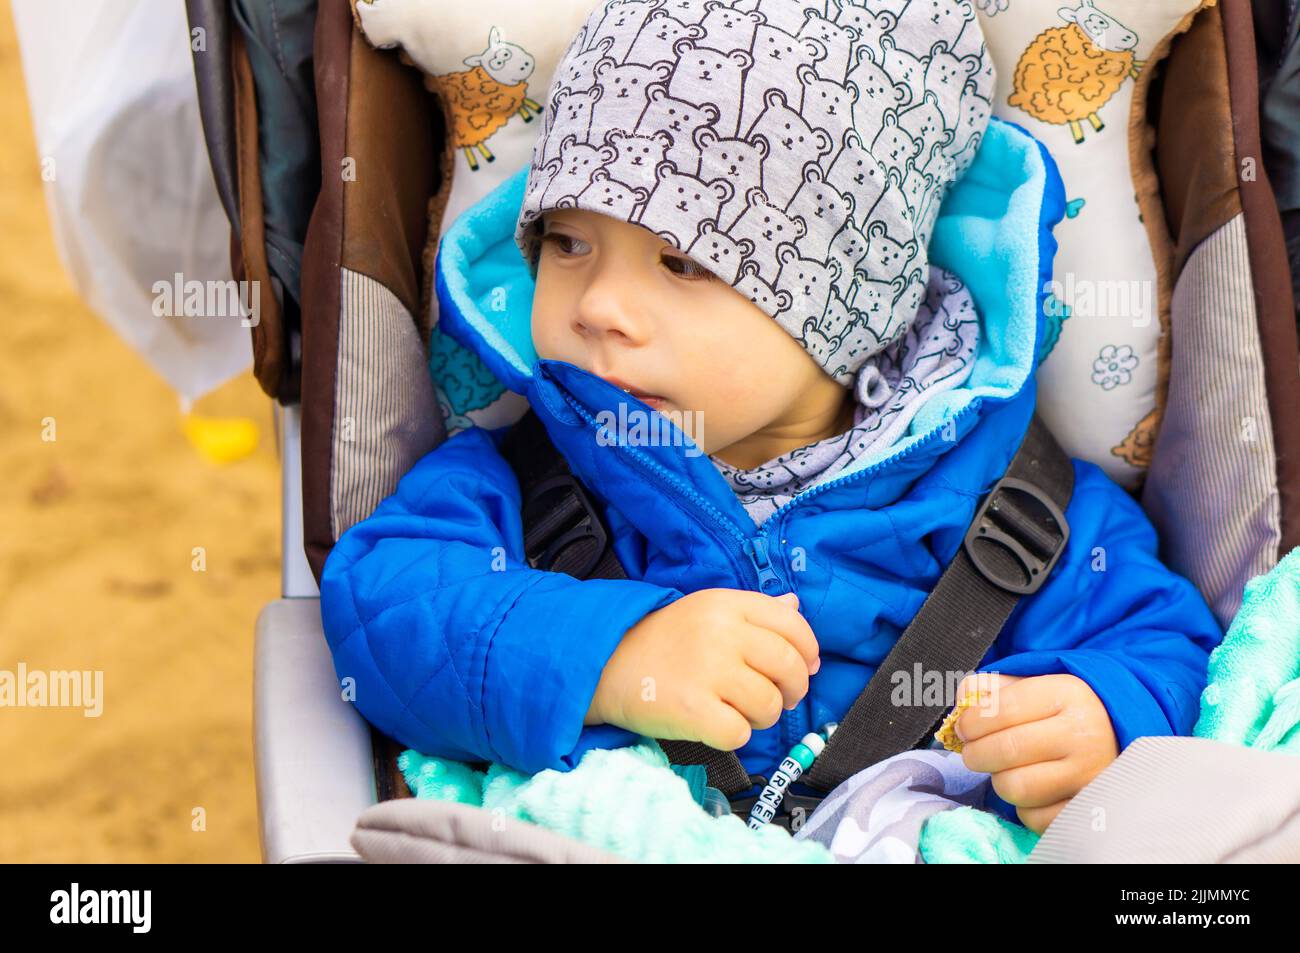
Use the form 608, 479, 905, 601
819, 288, 855, 347
686, 222, 754, 285
874, 170, 915, 232
924, 265, 966, 314
897, 91, 950, 150
863, 216, 918, 284
728, 466, 787, 492
834, 5, 897, 56
894, 267, 927, 328
895, 0, 979, 60
740, 26, 827, 138
697, 127, 769, 230
577, 171, 649, 220
937, 274, 978, 326
638, 164, 734, 246
949, 88, 990, 177
828, 218, 870, 280
591, 60, 673, 136
799, 66, 858, 164
895, 0, 976, 34
919, 138, 957, 188
787, 169, 854, 262
593, 0, 661, 62
523, 155, 562, 217
776, 244, 838, 322
635, 85, 720, 174
903, 163, 944, 241
847, 271, 903, 343
658, 0, 714, 27
626, 9, 706, 65
798, 316, 851, 382
901, 163, 936, 221
746, 89, 834, 209
779, 441, 843, 483
734, 259, 794, 315
825, 129, 889, 219
922, 40, 980, 130
697, 4, 763, 54
753, 0, 824, 37
955, 86, 991, 149
668, 41, 752, 139
606, 129, 673, 194
540, 139, 618, 208
847, 46, 912, 134
730, 192, 808, 276
837, 291, 899, 366
541, 87, 603, 166
870, 112, 921, 180
555, 34, 617, 95
879, 35, 927, 106
797, 10, 857, 84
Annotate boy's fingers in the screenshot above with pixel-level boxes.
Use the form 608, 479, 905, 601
697, 701, 754, 751
959, 714, 1070, 774
718, 665, 787, 728
953, 674, 1052, 743
1015, 797, 1072, 835
988, 759, 1079, 812
737, 590, 820, 671
739, 627, 810, 709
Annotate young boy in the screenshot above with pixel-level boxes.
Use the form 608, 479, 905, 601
320, 0, 1222, 835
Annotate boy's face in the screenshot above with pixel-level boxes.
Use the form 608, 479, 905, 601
531, 209, 847, 463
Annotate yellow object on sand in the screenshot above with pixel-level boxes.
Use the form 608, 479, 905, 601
181, 413, 259, 464
935, 690, 985, 753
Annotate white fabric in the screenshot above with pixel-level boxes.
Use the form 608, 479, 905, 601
976, 0, 1208, 488
12, 0, 250, 402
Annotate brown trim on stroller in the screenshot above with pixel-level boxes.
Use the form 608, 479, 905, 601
232, 26, 297, 403
1223, 0, 1300, 558
1151, 3, 1242, 283
301, 0, 351, 584
1130, 1, 1226, 467
339, 35, 441, 330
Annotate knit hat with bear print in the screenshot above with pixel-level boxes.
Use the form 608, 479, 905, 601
513, 0, 996, 388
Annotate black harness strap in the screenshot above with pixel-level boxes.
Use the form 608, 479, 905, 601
802, 414, 1073, 792
499, 408, 1072, 804
499, 411, 756, 795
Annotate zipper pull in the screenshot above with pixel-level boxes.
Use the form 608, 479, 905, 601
743, 536, 783, 593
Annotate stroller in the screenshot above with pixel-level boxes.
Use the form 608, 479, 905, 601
185, 0, 1300, 862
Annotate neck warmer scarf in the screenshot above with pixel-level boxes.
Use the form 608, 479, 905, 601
711, 264, 980, 527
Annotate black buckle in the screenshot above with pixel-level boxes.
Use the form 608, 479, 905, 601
728, 774, 826, 832
962, 476, 1069, 595
521, 474, 609, 579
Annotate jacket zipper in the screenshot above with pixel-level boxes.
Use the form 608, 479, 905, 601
742, 536, 782, 593
557, 386, 985, 785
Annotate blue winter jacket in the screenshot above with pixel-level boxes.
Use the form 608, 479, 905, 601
319, 119, 1223, 819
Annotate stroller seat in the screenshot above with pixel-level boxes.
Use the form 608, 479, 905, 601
184, 0, 1300, 862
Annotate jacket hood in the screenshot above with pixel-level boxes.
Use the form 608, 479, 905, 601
435, 116, 1066, 496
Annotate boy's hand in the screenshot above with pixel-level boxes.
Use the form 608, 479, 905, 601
952, 673, 1120, 835
585, 589, 820, 751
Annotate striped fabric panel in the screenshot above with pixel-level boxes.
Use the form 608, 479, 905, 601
1027, 736, 1300, 863
1142, 213, 1282, 629
332, 268, 442, 539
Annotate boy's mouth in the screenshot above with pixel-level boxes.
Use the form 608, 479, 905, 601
599, 375, 668, 409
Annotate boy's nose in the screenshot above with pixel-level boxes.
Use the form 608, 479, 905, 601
572, 284, 649, 345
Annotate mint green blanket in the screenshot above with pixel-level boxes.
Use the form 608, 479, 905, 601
401, 547, 1300, 863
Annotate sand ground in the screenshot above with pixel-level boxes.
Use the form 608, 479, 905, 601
0, 5, 275, 862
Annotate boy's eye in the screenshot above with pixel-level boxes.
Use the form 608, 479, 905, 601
662, 252, 715, 282
540, 232, 589, 256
